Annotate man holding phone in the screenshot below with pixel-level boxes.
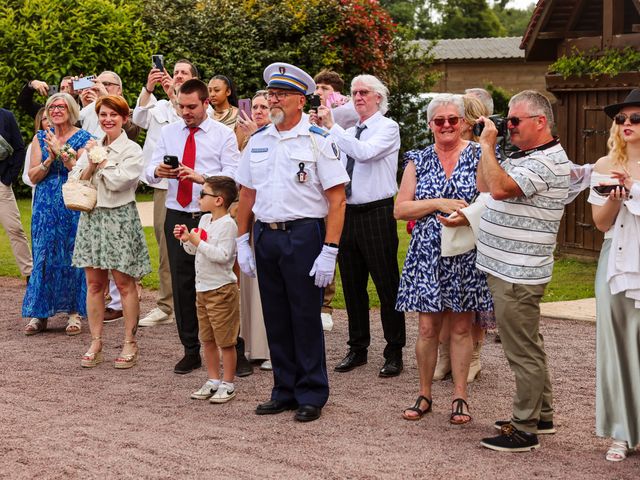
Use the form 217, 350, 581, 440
133, 59, 212, 330
17, 76, 76, 118
144, 78, 239, 374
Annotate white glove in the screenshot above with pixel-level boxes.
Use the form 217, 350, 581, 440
309, 245, 339, 288
236, 233, 256, 277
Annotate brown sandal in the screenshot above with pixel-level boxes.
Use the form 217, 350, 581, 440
402, 395, 432, 421
114, 340, 138, 369
450, 398, 472, 425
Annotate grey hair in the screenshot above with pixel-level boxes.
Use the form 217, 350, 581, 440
350, 74, 389, 115
99, 70, 122, 87
509, 90, 554, 129
44, 92, 80, 125
426, 94, 465, 122
464, 88, 494, 115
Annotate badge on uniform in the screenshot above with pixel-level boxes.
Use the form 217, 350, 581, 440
296, 162, 308, 183
331, 142, 340, 159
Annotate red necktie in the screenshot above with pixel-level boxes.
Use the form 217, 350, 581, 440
177, 127, 198, 207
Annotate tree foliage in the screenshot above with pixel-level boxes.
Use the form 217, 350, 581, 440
492, 1, 535, 37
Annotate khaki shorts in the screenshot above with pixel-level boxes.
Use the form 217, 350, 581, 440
196, 283, 240, 347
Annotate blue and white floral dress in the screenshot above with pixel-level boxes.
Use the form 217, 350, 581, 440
396, 142, 493, 314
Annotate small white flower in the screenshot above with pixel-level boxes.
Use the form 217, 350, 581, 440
89, 146, 108, 164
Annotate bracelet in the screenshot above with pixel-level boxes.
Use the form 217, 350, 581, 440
324, 242, 339, 248
39, 162, 50, 171
144, 85, 154, 93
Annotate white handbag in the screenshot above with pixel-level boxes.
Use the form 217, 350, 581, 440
62, 177, 97, 212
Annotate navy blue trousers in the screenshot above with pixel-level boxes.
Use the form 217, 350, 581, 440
254, 219, 329, 408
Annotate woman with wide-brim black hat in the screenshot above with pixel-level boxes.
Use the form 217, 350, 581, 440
589, 88, 640, 462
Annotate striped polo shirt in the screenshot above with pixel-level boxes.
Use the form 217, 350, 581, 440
476, 141, 571, 284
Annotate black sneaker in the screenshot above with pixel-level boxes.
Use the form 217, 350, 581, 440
494, 419, 556, 435
481, 424, 540, 452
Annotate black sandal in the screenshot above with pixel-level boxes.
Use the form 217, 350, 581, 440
402, 395, 432, 421
450, 398, 472, 425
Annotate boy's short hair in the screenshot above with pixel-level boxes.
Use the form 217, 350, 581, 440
205, 176, 238, 209
313, 70, 344, 93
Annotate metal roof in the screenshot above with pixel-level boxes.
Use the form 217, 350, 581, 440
416, 36, 524, 61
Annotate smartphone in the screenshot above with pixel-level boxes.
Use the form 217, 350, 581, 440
48, 85, 59, 96
593, 184, 628, 195
72, 75, 96, 92
238, 98, 252, 120
152, 54, 165, 71
163, 155, 179, 169
309, 94, 321, 110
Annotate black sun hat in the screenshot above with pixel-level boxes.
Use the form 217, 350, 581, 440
604, 88, 640, 118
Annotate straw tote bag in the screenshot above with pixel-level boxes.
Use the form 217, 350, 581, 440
62, 177, 97, 212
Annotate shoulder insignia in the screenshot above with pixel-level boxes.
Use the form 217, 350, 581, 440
309, 125, 330, 137
251, 125, 269, 136
331, 142, 340, 158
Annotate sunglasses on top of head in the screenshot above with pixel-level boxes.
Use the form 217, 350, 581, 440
431, 116, 461, 127
614, 112, 640, 125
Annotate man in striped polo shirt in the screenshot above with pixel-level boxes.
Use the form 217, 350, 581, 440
475, 90, 570, 452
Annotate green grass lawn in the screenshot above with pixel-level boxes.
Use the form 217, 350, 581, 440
1, 196, 596, 307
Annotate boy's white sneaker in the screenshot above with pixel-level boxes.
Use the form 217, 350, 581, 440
190, 381, 218, 400
210, 383, 236, 404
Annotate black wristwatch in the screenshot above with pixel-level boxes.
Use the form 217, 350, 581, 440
324, 242, 339, 248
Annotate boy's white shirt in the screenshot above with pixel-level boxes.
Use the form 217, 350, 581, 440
182, 212, 238, 292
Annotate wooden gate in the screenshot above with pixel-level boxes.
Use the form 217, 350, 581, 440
546, 72, 640, 257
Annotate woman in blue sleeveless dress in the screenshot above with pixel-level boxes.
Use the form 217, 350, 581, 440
395, 94, 493, 425
22, 93, 92, 336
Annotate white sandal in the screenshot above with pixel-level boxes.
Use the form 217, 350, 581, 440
24, 317, 47, 336
605, 440, 629, 462
66, 313, 82, 336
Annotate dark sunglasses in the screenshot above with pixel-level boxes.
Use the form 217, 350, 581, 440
614, 113, 640, 125
506, 115, 539, 127
431, 116, 461, 127
199, 191, 221, 199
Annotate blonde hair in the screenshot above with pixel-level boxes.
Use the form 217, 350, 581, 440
463, 95, 490, 141
44, 93, 80, 125
607, 121, 628, 167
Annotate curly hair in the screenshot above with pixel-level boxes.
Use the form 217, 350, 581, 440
606, 121, 629, 167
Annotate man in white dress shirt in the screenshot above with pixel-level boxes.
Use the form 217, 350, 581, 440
315, 74, 406, 378
145, 78, 240, 374
235, 62, 348, 422
133, 59, 200, 328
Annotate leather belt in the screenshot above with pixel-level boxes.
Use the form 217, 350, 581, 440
259, 218, 322, 231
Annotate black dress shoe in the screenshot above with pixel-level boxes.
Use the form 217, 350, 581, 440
236, 354, 253, 377
379, 358, 403, 377
334, 351, 367, 372
255, 399, 298, 415
174, 354, 202, 374
295, 404, 322, 422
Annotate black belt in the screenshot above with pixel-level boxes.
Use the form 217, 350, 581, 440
168, 208, 203, 219
346, 197, 394, 212
258, 218, 322, 231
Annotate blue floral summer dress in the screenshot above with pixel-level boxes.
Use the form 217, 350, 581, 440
396, 142, 493, 314
22, 128, 92, 318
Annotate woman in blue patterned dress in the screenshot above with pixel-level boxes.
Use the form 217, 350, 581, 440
22, 93, 92, 336
395, 94, 493, 424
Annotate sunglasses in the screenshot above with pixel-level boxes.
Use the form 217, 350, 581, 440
506, 115, 540, 127
614, 113, 640, 125
431, 116, 461, 127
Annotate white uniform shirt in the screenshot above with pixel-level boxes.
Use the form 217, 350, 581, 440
133, 90, 214, 190
79, 101, 104, 140
144, 117, 239, 212
236, 114, 350, 223
182, 213, 238, 292
328, 111, 400, 205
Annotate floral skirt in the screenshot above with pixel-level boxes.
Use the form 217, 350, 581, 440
72, 202, 151, 279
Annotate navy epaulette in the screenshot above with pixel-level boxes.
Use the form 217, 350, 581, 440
251, 125, 269, 136
309, 125, 330, 137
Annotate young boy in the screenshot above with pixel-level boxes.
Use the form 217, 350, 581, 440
173, 176, 239, 403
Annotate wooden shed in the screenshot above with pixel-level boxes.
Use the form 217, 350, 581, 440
521, 0, 640, 257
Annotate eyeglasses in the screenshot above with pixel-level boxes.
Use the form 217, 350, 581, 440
266, 91, 300, 101
614, 113, 640, 125
506, 115, 539, 127
352, 89, 372, 97
100, 81, 120, 88
431, 116, 461, 127
199, 191, 221, 199
48, 104, 67, 112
